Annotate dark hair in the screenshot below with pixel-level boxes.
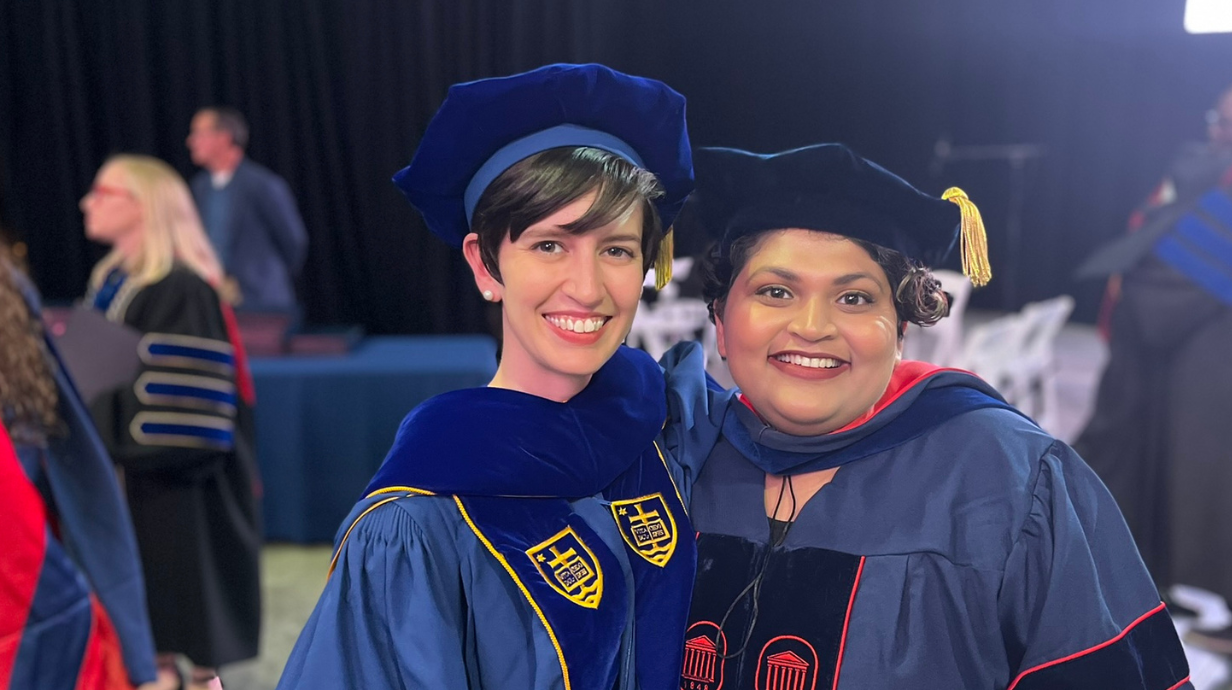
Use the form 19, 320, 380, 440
201, 107, 249, 150
701, 229, 950, 336
0, 243, 60, 446
471, 147, 665, 282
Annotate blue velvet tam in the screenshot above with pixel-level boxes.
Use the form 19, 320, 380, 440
688, 144, 991, 283
392, 63, 694, 248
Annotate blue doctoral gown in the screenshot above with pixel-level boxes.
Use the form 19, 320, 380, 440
279, 346, 696, 690
660, 342, 1192, 690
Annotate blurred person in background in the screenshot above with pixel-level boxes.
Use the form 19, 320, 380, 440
1077, 84, 1232, 655
0, 241, 157, 689
186, 107, 308, 311
80, 155, 261, 689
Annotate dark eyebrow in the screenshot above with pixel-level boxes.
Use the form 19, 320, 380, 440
519, 226, 571, 240
603, 233, 641, 244
751, 268, 887, 291
749, 266, 801, 283
833, 272, 879, 286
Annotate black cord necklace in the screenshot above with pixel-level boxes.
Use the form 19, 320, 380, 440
711, 474, 798, 660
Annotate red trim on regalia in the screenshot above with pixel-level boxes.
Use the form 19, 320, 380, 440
0, 422, 48, 688
73, 595, 134, 690
218, 301, 256, 406
1005, 603, 1173, 690
738, 361, 973, 436
830, 555, 866, 690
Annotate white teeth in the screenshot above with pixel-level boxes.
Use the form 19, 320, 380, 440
775, 354, 842, 369
546, 315, 608, 334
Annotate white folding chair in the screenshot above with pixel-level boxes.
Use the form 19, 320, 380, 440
954, 295, 1075, 433
1007, 295, 1074, 429
955, 311, 1030, 403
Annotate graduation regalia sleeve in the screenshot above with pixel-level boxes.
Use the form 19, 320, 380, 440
12, 260, 157, 685
92, 270, 240, 474
659, 341, 734, 503
998, 442, 1192, 690
277, 498, 475, 690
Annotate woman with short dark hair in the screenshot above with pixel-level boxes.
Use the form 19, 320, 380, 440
279, 64, 696, 690
661, 144, 1192, 690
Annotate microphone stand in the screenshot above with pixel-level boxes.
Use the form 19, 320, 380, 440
931, 138, 1045, 308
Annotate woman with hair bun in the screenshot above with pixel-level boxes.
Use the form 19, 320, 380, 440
660, 144, 1192, 689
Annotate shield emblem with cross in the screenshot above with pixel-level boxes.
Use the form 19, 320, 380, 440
610, 493, 678, 567
526, 525, 604, 609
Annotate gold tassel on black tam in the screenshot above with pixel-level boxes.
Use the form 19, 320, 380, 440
942, 187, 992, 287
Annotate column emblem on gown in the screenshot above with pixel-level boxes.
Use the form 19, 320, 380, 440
756, 636, 819, 690
681, 621, 727, 690
526, 525, 604, 609
610, 493, 678, 567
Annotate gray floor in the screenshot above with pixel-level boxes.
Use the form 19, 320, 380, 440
219, 320, 1230, 689
218, 546, 331, 690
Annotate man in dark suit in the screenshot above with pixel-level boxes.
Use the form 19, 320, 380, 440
187, 107, 308, 311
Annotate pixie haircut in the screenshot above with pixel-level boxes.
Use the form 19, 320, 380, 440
470, 147, 665, 282
701, 230, 950, 336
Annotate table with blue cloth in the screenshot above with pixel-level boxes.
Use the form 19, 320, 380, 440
250, 336, 497, 543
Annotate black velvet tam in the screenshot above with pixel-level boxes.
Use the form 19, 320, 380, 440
689, 144, 962, 266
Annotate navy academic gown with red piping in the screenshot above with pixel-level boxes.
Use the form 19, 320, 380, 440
659, 341, 1191, 690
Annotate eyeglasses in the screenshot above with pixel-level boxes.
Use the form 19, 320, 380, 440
87, 183, 133, 199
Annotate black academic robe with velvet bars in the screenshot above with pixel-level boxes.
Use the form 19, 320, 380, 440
1078, 254, 1232, 604
661, 342, 1191, 690
88, 267, 261, 667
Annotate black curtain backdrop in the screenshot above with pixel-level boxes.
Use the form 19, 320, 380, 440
2, 0, 1231, 331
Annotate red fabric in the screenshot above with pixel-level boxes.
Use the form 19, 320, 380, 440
0, 422, 47, 689
218, 301, 257, 406
73, 597, 134, 690
1095, 279, 1119, 343
738, 360, 968, 436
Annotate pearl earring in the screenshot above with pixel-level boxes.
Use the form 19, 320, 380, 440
482, 290, 494, 301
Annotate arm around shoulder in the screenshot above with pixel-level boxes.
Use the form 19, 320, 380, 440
659, 341, 734, 501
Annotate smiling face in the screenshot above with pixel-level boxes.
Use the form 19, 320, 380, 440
463, 190, 646, 400
715, 229, 903, 436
